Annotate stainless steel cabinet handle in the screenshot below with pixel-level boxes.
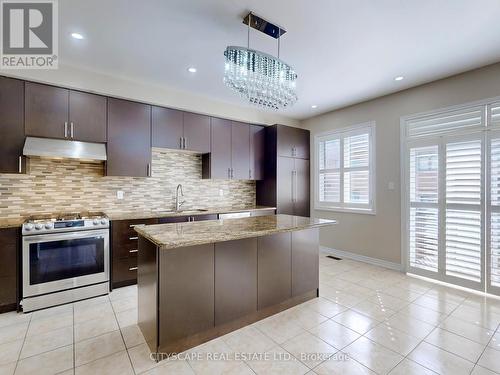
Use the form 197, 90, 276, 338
249, 169, 252, 179
129, 267, 138, 271
179, 137, 183, 149
18, 156, 22, 173
291, 170, 296, 202
231, 168, 234, 179
129, 249, 138, 253
228, 168, 231, 179
70, 122, 74, 138
129, 224, 145, 228
129, 236, 138, 240
183, 137, 187, 149
147, 163, 151, 177
64, 122, 68, 138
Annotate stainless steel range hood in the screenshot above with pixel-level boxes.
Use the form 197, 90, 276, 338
23, 137, 107, 161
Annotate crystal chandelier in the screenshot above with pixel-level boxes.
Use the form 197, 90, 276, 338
223, 13, 298, 110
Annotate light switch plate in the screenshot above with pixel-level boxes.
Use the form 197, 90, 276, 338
117, 190, 124, 199
388, 182, 395, 190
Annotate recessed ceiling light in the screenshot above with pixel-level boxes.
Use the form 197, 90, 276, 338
187, 67, 197, 73
71, 32, 84, 40
395, 76, 404, 81
311, 105, 318, 109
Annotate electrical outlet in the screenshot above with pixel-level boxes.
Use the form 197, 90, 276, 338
117, 190, 124, 200
388, 182, 395, 191
219, 189, 224, 197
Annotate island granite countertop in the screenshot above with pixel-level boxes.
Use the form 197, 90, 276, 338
134, 214, 336, 249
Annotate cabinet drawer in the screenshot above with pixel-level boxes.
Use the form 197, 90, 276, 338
113, 258, 138, 285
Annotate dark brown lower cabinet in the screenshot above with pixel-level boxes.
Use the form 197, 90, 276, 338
215, 238, 257, 325
159, 244, 214, 344
292, 229, 319, 296
257, 232, 292, 309
0, 228, 18, 313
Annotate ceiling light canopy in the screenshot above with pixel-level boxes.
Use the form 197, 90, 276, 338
311, 105, 318, 109
187, 67, 197, 73
223, 12, 298, 111
395, 76, 404, 81
71, 32, 84, 40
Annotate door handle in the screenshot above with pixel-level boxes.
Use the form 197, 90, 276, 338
129, 249, 138, 253
180, 137, 183, 149
231, 168, 234, 179
64, 122, 68, 138
18, 156, 22, 173
183, 137, 187, 149
129, 236, 138, 240
291, 170, 295, 202
70, 122, 74, 139
228, 168, 231, 179
147, 163, 151, 177
129, 267, 138, 271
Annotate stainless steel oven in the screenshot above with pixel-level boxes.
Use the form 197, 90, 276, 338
21, 213, 110, 312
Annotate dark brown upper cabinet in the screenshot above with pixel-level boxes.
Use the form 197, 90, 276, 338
152, 106, 184, 149
203, 120, 251, 180
25, 82, 107, 143
107, 98, 152, 177
231, 121, 250, 179
68, 90, 107, 143
250, 125, 265, 180
25, 82, 69, 139
277, 125, 310, 159
183, 112, 210, 153
0, 77, 25, 174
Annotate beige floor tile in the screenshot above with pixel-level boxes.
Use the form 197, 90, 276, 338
0, 361, 16, 375
223, 325, 275, 353
74, 301, 114, 324
75, 350, 134, 375
141, 359, 195, 375
351, 300, 397, 321
299, 297, 347, 318
74, 313, 119, 342
424, 287, 469, 304
128, 342, 161, 374
321, 290, 367, 308
369, 293, 409, 311
344, 336, 403, 374
0, 339, 22, 366
73, 295, 109, 309
439, 316, 494, 345
0, 323, 28, 346
425, 327, 486, 362
477, 347, 500, 374
365, 324, 421, 356
111, 297, 137, 314
75, 330, 125, 366
246, 346, 309, 375
186, 339, 246, 375
254, 314, 306, 344
412, 294, 460, 314
383, 312, 436, 339
282, 331, 336, 369
308, 319, 360, 349
109, 286, 137, 302
408, 341, 475, 375
463, 296, 500, 315
0, 312, 31, 330
282, 305, 329, 330
450, 304, 500, 331
471, 365, 500, 375
398, 303, 447, 325
382, 286, 422, 302
31, 304, 73, 321
15, 345, 73, 375
20, 325, 73, 359
489, 331, 500, 351
116, 308, 137, 328
388, 358, 436, 375
331, 310, 380, 334
120, 324, 146, 349
314, 356, 375, 375
27, 311, 73, 337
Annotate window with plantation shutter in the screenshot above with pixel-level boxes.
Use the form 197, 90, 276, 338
315, 123, 374, 213
489, 137, 500, 288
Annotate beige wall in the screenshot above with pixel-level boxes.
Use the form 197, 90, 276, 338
2, 64, 299, 127
301, 62, 500, 265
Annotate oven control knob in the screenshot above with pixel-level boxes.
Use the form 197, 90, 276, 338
35, 223, 43, 230
100, 219, 107, 225
24, 223, 34, 231
93, 219, 99, 225
44, 223, 52, 230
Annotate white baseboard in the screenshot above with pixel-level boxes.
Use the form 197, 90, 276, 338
320, 246, 403, 272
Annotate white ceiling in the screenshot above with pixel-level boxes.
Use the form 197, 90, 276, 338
59, 0, 500, 120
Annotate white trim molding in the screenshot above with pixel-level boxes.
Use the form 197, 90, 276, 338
320, 246, 403, 271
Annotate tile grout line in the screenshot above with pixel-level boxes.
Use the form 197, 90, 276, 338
470, 322, 500, 374
12, 311, 33, 374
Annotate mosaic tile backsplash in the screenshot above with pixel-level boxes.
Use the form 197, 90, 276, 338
0, 149, 256, 219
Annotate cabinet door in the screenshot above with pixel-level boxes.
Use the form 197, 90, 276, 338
183, 112, 210, 153
0, 228, 18, 312
152, 107, 183, 149
257, 233, 291, 309
158, 216, 189, 224
294, 158, 310, 217
276, 157, 294, 215
69, 90, 107, 143
107, 98, 151, 177
277, 125, 310, 159
231, 121, 250, 179
25, 82, 69, 139
249, 125, 265, 180
215, 238, 257, 325
210, 118, 232, 178
0, 77, 25, 174
291, 229, 319, 297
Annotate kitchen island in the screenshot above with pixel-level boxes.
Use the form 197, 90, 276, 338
134, 214, 336, 356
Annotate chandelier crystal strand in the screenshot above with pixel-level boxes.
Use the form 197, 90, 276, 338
223, 46, 298, 110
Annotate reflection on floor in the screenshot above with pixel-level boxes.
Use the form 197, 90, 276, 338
1, 253, 500, 375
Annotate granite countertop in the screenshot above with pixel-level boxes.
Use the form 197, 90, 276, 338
105, 206, 276, 221
134, 214, 336, 249
0, 206, 276, 228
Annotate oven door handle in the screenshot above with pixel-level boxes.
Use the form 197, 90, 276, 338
22, 229, 109, 243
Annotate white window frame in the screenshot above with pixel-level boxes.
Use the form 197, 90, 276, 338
314, 121, 376, 214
